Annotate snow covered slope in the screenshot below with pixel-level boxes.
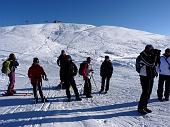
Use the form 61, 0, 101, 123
0, 23, 169, 127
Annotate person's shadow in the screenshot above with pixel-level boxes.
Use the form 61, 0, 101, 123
0, 98, 158, 127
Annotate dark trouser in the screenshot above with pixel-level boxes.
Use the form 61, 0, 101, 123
138, 76, 154, 109
60, 68, 64, 82
84, 77, 92, 97
101, 76, 111, 92
157, 74, 170, 99
32, 81, 44, 99
60, 68, 66, 89
7, 72, 15, 94
65, 78, 80, 99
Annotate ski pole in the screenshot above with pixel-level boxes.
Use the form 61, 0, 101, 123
79, 84, 84, 95
78, 79, 84, 95
91, 74, 99, 92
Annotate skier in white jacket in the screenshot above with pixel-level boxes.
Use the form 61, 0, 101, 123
157, 48, 170, 101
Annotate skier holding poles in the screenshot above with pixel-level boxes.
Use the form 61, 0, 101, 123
81, 57, 94, 98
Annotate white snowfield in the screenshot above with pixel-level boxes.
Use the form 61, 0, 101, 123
0, 23, 169, 127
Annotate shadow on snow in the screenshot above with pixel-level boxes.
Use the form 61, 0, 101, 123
0, 98, 158, 126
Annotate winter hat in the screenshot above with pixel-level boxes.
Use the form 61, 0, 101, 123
145, 44, 154, 51
9, 53, 16, 60
105, 56, 109, 59
61, 50, 65, 54
165, 48, 170, 54
33, 57, 39, 63
87, 57, 91, 61
87, 57, 91, 63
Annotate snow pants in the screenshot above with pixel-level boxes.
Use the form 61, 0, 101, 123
65, 78, 80, 99
84, 77, 92, 97
59, 67, 66, 89
138, 76, 154, 109
101, 76, 111, 92
157, 74, 170, 99
32, 81, 44, 99
7, 72, 15, 95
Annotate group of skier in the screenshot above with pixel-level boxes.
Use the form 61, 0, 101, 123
56, 50, 113, 101
2, 50, 113, 103
136, 45, 170, 114
1, 45, 169, 114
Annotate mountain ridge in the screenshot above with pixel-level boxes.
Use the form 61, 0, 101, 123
0, 23, 169, 61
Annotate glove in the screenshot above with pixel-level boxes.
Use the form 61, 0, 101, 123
42, 75, 48, 81
44, 77, 48, 81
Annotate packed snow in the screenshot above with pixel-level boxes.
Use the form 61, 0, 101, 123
0, 23, 169, 127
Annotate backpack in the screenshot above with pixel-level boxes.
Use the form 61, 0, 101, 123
71, 63, 78, 76
79, 62, 87, 76
1, 60, 11, 75
135, 55, 143, 73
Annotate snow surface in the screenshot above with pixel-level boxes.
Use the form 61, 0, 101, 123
0, 23, 170, 127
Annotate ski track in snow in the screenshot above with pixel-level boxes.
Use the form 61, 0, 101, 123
0, 66, 170, 127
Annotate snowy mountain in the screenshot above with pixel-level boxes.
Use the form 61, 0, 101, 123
0, 23, 169, 127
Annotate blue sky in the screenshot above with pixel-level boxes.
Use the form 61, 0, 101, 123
0, 0, 170, 35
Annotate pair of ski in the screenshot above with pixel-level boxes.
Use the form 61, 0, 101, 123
67, 98, 82, 102
1, 92, 32, 96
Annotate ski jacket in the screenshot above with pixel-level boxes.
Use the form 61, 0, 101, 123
100, 60, 113, 77
57, 54, 67, 67
9, 60, 19, 73
138, 51, 157, 78
28, 63, 46, 84
62, 61, 77, 80
159, 55, 170, 76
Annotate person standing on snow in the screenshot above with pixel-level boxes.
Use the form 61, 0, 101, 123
57, 50, 67, 89
157, 48, 170, 101
136, 45, 159, 114
82, 57, 94, 98
62, 55, 82, 102
99, 56, 113, 94
28, 57, 48, 103
5, 53, 19, 95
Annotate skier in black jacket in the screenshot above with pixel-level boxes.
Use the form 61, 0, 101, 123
99, 56, 113, 94
62, 55, 82, 102
136, 45, 160, 114
57, 50, 67, 89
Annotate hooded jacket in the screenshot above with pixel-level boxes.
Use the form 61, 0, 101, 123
159, 55, 170, 76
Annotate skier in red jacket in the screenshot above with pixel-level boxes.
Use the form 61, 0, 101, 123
82, 57, 93, 98
28, 57, 48, 103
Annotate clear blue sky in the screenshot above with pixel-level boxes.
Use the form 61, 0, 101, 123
0, 0, 170, 35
